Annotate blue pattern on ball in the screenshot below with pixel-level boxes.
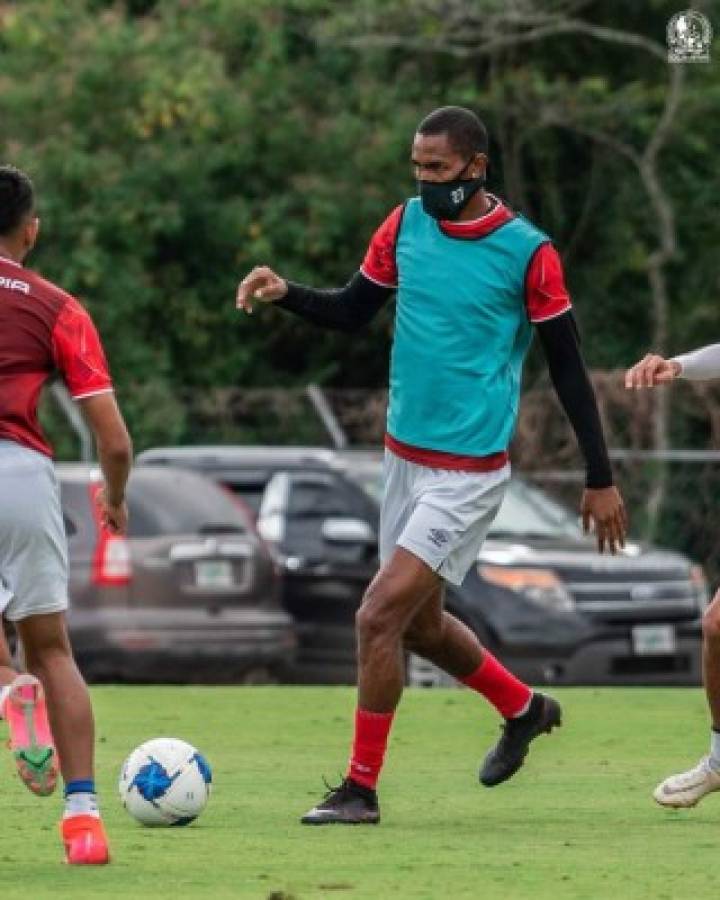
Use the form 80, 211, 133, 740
131, 759, 173, 801
192, 752, 212, 784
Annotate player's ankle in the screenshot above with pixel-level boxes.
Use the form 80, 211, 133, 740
64, 779, 100, 818
460, 652, 532, 718
347, 708, 395, 791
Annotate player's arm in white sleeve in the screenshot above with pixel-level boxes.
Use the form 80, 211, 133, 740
626, 343, 720, 388
673, 343, 720, 380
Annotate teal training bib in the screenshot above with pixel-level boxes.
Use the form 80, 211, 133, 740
387, 198, 548, 456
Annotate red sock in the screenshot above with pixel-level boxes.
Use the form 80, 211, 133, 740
460, 651, 532, 719
347, 708, 394, 790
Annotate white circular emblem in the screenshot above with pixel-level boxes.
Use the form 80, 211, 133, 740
667, 10, 712, 63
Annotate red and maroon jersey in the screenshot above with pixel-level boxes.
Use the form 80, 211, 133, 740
0, 257, 113, 458
361, 195, 572, 323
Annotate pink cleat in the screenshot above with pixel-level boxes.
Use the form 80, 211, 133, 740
61, 815, 110, 865
3, 673, 58, 796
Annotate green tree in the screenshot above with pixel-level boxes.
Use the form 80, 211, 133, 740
1, 0, 717, 464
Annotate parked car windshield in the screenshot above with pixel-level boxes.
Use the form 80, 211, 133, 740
223, 481, 267, 515
128, 470, 249, 538
490, 479, 584, 540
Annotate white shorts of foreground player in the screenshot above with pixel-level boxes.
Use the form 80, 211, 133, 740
379, 448, 510, 586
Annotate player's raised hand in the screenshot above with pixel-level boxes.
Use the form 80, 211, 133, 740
625, 354, 681, 390
236, 266, 288, 314
581, 486, 628, 555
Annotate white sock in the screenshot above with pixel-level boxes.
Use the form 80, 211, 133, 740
709, 730, 720, 772
64, 792, 100, 819
0, 685, 10, 716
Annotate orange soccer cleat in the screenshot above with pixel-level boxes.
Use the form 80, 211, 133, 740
61, 814, 110, 865
3, 673, 58, 796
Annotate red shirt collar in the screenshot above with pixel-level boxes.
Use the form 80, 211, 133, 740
439, 194, 514, 239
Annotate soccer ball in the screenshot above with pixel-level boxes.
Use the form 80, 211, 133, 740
119, 737, 212, 826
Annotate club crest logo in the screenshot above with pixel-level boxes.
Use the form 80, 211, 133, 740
451, 186, 465, 205
667, 10, 712, 63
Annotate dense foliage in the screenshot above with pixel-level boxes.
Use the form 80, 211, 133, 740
0, 0, 717, 451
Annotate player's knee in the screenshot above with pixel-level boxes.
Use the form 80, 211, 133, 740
703, 593, 720, 641
356, 590, 400, 645
355, 602, 384, 645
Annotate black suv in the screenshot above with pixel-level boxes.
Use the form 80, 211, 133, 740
138, 446, 708, 685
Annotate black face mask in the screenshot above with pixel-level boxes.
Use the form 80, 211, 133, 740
418, 159, 485, 221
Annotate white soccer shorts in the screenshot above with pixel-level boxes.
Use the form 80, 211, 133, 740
0, 440, 69, 621
379, 448, 510, 586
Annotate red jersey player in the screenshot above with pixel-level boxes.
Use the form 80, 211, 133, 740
0, 165, 132, 864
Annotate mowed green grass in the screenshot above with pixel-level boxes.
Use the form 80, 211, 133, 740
0, 686, 717, 900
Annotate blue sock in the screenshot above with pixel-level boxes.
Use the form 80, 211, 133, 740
64, 779, 95, 797
64, 780, 99, 818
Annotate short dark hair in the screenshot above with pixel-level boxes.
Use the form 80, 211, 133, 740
417, 106, 488, 159
0, 166, 35, 236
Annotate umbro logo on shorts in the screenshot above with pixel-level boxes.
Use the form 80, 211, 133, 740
0, 276, 30, 295
427, 528, 450, 549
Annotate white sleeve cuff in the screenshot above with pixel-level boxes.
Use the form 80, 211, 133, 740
672, 344, 720, 381
71, 387, 114, 401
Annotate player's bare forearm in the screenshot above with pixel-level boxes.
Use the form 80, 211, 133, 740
96, 441, 132, 506
78, 393, 132, 505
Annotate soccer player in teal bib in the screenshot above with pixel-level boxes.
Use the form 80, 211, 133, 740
237, 107, 627, 825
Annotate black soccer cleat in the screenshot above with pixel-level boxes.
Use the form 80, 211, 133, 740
301, 777, 380, 825
479, 692, 562, 787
